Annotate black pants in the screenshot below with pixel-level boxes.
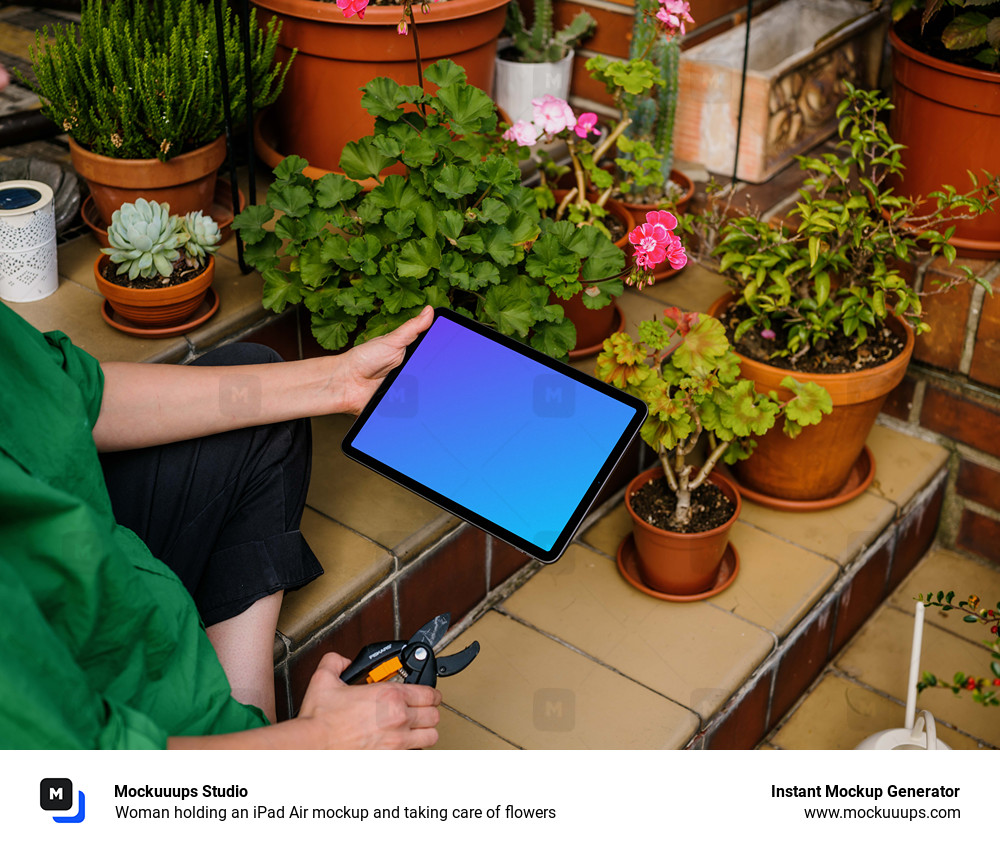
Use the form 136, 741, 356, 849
100, 343, 323, 627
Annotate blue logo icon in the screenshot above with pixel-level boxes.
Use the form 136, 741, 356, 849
40, 778, 86, 823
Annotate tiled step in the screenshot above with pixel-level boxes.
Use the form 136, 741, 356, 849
765, 546, 1000, 750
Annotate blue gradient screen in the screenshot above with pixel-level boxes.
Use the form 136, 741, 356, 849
345, 313, 643, 559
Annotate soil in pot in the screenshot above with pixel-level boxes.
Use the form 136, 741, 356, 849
99, 262, 209, 290
630, 475, 737, 534
718, 300, 906, 374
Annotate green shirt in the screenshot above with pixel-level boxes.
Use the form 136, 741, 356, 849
0, 304, 267, 748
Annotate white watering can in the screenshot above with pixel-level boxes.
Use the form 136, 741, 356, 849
855, 601, 952, 750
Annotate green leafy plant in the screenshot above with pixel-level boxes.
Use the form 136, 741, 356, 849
232, 59, 626, 358
891, 0, 1000, 69
503, 0, 596, 62
596, 307, 830, 528
22, 0, 292, 161
681, 83, 1000, 364
103, 198, 220, 284
916, 591, 1000, 707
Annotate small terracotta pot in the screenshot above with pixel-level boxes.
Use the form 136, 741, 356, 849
548, 192, 634, 358
709, 292, 914, 501
69, 135, 227, 224
94, 255, 215, 328
625, 466, 740, 596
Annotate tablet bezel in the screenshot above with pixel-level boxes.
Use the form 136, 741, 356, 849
341, 308, 647, 563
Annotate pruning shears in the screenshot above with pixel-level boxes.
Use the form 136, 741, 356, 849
340, 613, 480, 687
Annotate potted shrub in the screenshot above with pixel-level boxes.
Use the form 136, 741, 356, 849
682, 84, 1000, 505
889, 1, 1000, 257
232, 59, 626, 359
595, 305, 830, 596
494, 0, 596, 124
250, 0, 509, 176
23, 0, 291, 223
95, 198, 221, 329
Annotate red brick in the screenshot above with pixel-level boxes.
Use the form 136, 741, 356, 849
888, 476, 945, 591
970, 288, 1000, 389
705, 669, 774, 749
832, 540, 892, 654
882, 374, 917, 422
913, 266, 974, 371
956, 458, 1000, 515
770, 604, 835, 726
956, 509, 1000, 566
920, 384, 1000, 459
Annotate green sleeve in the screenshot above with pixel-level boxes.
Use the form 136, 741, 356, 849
40, 329, 105, 429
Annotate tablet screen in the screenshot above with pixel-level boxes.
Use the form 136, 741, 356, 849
342, 309, 646, 563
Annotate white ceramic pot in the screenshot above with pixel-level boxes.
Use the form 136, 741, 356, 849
855, 710, 952, 750
0, 180, 58, 303
494, 49, 574, 126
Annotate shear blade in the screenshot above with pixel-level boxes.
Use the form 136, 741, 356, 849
436, 641, 480, 678
409, 613, 450, 648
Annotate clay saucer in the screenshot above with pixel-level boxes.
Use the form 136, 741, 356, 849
616, 534, 740, 602
82, 179, 244, 249
100, 287, 219, 339
729, 445, 875, 512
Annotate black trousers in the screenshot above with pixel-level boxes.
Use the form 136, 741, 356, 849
99, 343, 323, 627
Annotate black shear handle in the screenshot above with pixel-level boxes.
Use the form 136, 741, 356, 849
339, 641, 405, 685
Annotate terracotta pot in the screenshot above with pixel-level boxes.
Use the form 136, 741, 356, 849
70, 136, 227, 225
709, 293, 915, 501
616, 169, 695, 284
94, 255, 215, 328
251, 0, 508, 174
888, 25, 1000, 259
548, 194, 634, 358
625, 466, 740, 596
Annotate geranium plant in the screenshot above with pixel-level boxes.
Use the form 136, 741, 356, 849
915, 591, 1000, 708
681, 83, 1000, 367
595, 304, 830, 529
232, 59, 626, 357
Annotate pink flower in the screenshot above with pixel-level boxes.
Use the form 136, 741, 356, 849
337, 0, 368, 18
760, 328, 776, 340
664, 232, 687, 269
655, 0, 694, 37
503, 120, 540, 147
397, 18, 408, 34
574, 112, 599, 138
531, 94, 576, 136
627, 210, 687, 274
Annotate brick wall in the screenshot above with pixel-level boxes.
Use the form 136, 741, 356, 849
881, 259, 1000, 567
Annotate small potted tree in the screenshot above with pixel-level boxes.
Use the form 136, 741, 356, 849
95, 199, 221, 330
23, 0, 291, 222
494, 0, 596, 124
596, 305, 830, 597
681, 83, 1000, 505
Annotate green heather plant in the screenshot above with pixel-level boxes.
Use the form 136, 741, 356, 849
23, 0, 291, 161
916, 591, 1000, 708
682, 83, 1000, 364
503, 0, 596, 62
891, 0, 1000, 69
103, 198, 220, 284
232, 60, 626, 358
596, 307, 830, 528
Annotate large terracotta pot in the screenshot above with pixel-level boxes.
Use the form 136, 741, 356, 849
94, 255, 215, 328
625, 466, 740, 596
709, 293, 914, 502
888, 25, 1000, 259
251, 0, 508, 175
69, 136, 227, 224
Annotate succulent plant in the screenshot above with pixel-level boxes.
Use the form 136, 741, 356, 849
181, 211, 222, 265
102, 199, 220, 282
504, 0, 595, 63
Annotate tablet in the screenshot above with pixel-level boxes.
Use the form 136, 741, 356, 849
342, 308, 647, 563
